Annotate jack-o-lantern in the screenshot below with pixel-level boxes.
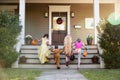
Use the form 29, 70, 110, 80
31, 39, 38, 45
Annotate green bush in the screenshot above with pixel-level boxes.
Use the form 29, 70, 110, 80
99, 21, 120, 69
0, 11, 21, 67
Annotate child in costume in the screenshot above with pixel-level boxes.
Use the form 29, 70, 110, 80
73, 38, 84, 69
50, 45, 64, 69
64, 34, 72, 67
38, 34, 50, 64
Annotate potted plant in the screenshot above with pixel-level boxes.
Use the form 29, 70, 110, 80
86, 34, 93, 45
91, 55, 99, 63
25, 35, 33, 45
19, 56, 27, 63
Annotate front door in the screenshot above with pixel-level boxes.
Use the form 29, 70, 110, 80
52, 12, 67, 45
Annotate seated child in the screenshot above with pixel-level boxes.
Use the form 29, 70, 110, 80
50, 45, 64, 69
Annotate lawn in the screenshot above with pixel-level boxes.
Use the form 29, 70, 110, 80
80, 69, 120, 80
1, 68, 120, 80
0, 68, 41, 80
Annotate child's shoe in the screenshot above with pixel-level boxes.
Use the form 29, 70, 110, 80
57, 67, 60, 69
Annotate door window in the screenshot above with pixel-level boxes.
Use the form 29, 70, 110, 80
53, 17, 66, 30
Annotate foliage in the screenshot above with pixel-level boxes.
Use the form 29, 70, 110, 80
80, 69, 120, 80
97, 18, 108, 33
87, 34, 93, 40
0, 68, 41, 80
86, 34, 93, 45
0, 11, 21, 67
98, 21, 120, 69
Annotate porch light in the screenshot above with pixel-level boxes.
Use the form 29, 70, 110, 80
71, 11, 75, 18
44, 12, 48, 18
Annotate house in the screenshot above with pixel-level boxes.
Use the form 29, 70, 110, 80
0, 0, 120, 68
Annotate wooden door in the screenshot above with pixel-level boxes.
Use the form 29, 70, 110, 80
52, 12, 67, 45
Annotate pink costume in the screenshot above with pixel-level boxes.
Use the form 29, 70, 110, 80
74, 41, 83, 53
75, 41, 83, 49
74, 40, 84, 69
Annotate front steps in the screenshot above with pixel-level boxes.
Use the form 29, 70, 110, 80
18, 45, 100, 69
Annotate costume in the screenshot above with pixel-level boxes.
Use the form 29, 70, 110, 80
38, 38, 50, 64
64, 34, 72, 66
50, 47, 63, 69
74, 40, 83, 68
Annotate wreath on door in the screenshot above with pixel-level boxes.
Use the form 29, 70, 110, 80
56, 17, 63, 24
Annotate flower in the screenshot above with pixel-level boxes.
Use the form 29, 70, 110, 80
25, 35, 33, 39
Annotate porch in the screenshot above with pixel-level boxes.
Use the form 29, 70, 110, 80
1, 0, 119, 69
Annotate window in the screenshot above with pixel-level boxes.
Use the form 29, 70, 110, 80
85, 18, 94, 29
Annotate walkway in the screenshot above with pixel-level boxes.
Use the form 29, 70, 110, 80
35, 68, 88, 80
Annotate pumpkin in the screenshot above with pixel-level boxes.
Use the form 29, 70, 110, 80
31, 39, 38, 45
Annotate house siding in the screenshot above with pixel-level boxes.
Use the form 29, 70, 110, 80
70, 4, 114, 43
25, 4, 114, 44
25, 4, 49, 39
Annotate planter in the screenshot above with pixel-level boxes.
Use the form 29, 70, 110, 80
91, 56, 99, 63
87, 39, 93, 45
25, 38, 32, 45
86, 35, 93, 45
25, 35, 33, 45
19, 56, 26, 63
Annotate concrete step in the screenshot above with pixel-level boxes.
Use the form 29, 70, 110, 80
21, 45, 98, 49
21, 45, 98, 51
19, 58, 98, 64
19, 53, 99, 59
21, 45, 64, 49
20, 49, 98, 54
18, 64, 100, 69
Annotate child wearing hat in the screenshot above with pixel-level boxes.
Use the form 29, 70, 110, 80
73, 38, 85, 69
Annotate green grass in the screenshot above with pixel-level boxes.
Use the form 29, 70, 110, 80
80, 69, 120, 80
0, 68, 41, 80
1, 68, 120, 80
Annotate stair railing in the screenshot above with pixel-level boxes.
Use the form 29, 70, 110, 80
97, 43, 105, 68
12, 32, 23, 68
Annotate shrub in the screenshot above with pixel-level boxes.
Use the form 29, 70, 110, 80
0, 11, 21, 67
98, 21, 120, 69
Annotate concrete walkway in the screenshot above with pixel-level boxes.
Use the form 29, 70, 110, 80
35, 68, 88, 80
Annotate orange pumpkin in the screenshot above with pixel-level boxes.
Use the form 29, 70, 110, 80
31, 39, 38, 45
